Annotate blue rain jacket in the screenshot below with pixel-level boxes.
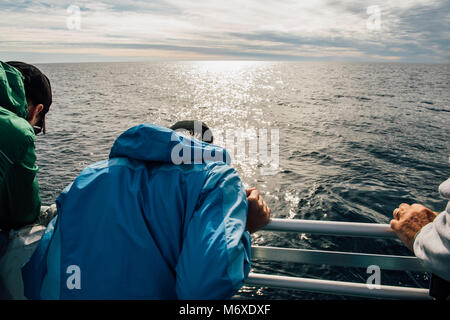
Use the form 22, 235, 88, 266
22, 124, 251, 299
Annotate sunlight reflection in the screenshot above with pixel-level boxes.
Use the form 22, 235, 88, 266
173, 61, 275, 181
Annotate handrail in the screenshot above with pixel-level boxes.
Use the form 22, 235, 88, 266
246, 273, 432, 300
246, 218, 431, 299
251, 246, 427, 272
262, 218, 397, 238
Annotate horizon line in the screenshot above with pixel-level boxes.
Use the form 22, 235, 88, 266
27, 59, 449, 65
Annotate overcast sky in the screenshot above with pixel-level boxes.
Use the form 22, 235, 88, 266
0, 0, 448, 63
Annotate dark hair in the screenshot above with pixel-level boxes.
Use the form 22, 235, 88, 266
7, 61, 52, 134
170, 120, 214, 143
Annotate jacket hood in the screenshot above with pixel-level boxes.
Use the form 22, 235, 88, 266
0, 61, 28, 119
109, 123, 231, 165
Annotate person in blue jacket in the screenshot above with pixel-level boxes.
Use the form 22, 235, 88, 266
22, 121, 271, 299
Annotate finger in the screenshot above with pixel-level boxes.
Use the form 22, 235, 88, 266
393, 208, 400, 220
390, 219, 399, 231
258, 196, 264, 207
248, 189, 260, 200
399, 203, 410, 210
397, 203, 411, 220
246, 188, 256, 197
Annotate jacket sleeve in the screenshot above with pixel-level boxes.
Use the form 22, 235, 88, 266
6, 137, 40, 229
175, 163, 251, 299
413, 202, 450, 282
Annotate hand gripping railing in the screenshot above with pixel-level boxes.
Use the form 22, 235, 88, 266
246, 218, 432, 300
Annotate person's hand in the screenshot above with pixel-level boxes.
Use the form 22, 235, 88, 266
390, 203, 438, 251
245, 188, 271, 234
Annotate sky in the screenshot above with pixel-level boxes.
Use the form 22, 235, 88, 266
0, 0, 449, 63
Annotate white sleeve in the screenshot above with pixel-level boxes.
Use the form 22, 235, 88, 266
413, 200, 450, 282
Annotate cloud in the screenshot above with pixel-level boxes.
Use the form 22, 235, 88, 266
0, 0, 448, 62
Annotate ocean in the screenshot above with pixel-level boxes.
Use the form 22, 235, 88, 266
34, 61, 449, 299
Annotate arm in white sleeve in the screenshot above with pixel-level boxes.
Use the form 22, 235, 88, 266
413, 180, 450, 282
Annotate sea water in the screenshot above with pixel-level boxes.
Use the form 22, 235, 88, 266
35, 61, 450, 299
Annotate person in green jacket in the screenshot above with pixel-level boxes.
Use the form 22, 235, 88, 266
0, 61, 52, 231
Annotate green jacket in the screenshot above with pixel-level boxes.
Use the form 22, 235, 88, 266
0, 61, 40, 231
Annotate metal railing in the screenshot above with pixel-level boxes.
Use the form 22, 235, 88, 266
246, 218, 432, 300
